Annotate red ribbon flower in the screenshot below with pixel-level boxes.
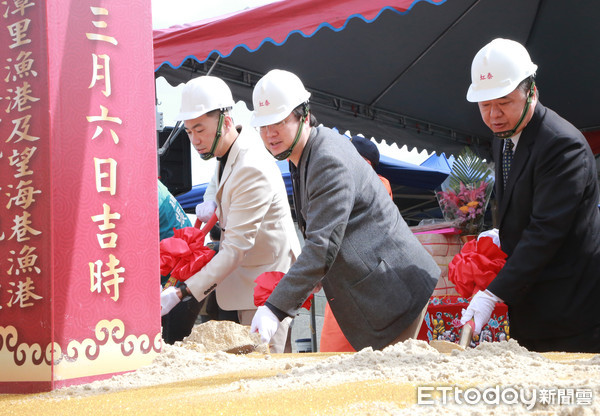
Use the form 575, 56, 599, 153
448, 236, 507, 298
160, 226, 216, 282
253, 271, 312, 310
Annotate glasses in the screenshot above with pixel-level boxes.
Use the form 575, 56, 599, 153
259, 115, 292, 134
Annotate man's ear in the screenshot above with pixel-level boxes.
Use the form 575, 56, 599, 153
223, 114, 235, 130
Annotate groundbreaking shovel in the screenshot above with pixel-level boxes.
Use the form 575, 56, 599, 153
429, 319, 475, 353
458, 319, 475, 349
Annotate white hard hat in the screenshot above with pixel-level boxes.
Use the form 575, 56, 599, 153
176, 76, 235, 120
250, 69, 311, 127
466, 38, 537, 102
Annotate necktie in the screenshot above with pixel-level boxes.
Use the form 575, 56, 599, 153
502, 139, 514, 189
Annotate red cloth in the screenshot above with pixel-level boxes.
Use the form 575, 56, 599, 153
448, 236, 507, 298
253, 271, 312, 310
583, 130, 600, 154
159, 226, 216, 281
417, 296, 510, 345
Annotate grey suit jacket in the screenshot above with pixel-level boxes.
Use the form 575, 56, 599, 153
268, 126, 439, 350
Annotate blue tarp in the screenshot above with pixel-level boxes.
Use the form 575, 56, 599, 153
176, 155, 450, 212
176, 160, 292, 211
377, 154, 449, 190
419, 153, 455, 174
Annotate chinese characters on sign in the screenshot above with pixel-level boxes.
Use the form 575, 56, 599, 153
1, 0, 43, 311
1, 3, 130, 312
85, 6, 126, 302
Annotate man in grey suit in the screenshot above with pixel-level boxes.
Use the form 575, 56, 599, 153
249, 69, 440, 351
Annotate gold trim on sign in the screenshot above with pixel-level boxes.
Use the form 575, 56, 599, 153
0, 319, 162, 382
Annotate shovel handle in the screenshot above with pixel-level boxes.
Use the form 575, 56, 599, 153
458, 319, 475, 349
195, 211, 218, 238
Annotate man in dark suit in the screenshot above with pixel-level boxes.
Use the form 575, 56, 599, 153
249, 69, 440, 351
461, 38, 600, 352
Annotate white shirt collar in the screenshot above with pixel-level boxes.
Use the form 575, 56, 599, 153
505, 131, 522, 151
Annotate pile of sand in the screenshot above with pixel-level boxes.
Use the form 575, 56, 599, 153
31, 322, 599, 414
177, 320, 267, 353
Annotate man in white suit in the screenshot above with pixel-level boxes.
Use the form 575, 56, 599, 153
160, 76, 300, 352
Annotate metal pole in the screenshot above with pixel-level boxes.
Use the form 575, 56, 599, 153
158, 121, 184, 158
310, 296, 318, 352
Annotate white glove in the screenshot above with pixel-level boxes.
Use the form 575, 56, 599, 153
460, 290, 501, 334
250, 305, 280, 344
160, 286, 180, 317
195, 200, 217, 223
478, 228, 500, 248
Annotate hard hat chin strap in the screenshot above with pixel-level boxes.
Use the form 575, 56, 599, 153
201, 110, 225, 161
272, 103, 309, 161
494, 82, 535, 139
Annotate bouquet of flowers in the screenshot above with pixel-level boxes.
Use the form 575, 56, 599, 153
436, 147, 494, 235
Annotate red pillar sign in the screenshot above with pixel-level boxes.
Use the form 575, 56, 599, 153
0, 0, 160, 393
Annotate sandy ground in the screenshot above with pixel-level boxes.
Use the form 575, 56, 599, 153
1, 344, 598, 415
1, 322, 598, 415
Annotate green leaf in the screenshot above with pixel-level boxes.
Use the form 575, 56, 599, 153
447, 147, 494, 192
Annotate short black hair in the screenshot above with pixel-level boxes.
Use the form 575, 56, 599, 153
292, 103, 318, 127
516, 75, 536, 97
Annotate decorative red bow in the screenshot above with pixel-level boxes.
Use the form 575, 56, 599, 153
253, 271, 312, 310
448, 236, 507, 298
160, 214, 218, 288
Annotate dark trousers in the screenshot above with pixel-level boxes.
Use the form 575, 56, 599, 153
517, 322, 600, 353
161, 295, 203, 344
199, 291, 240, 323
161, 291, 240, 345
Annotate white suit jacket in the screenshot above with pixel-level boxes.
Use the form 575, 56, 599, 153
186, 127, 300, 310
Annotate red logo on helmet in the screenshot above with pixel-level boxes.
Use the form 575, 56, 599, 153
259, 100, 271, 107
480, 73, 494, 81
